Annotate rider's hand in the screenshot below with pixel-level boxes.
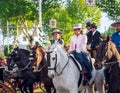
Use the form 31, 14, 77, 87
67, 50, 72, 54
95, 45, 99, 49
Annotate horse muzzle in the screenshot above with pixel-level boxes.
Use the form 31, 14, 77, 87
94, 62, 103, 70
8, 66, 13, 71
48, 74, 55, 79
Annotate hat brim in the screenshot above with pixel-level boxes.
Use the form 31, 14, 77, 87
51, 32, 62, 35
91, 26, 97, 28
73, 27, 81, 30
111, 22, 120, 27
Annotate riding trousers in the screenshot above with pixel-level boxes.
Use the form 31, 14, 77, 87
71, 50, 93, 79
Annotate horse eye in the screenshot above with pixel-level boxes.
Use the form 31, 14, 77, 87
52, 57, 56, 60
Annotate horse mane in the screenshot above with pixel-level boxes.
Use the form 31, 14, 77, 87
50, 44, 67, 56
108, 41, 120, 62
37, 45, 45, 57
18, 49, 30, 56
96, 41, 107, 59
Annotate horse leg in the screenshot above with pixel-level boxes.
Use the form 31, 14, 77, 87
24, 79, 34, 93
69, 88, 78, 93
95, 70, 105, 93
23, 81, 29, 93
28, 81, 34, 93
43, 79, 52, 93
87, 84, 94, 93
19, 79, 28, 93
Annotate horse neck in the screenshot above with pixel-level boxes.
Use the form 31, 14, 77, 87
56, 49, 69, 70
17, 51, 30, 68
37, 46, 45, 56
110, 42, 120, 62
57, 51, 80, 78
36, 46, 45, 62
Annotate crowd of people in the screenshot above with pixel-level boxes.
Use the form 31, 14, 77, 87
49, 19, 120, 85
50, 19, 120, 57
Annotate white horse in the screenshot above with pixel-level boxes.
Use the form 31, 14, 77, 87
46, 44, 105, 93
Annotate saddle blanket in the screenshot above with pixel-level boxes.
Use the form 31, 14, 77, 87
69, 54, 82, 71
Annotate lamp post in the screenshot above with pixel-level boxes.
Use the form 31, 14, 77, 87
39, 0, 42, 29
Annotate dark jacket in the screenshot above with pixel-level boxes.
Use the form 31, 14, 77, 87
50, 39, 64, 45
86, 30, 92, 45
91, 31, 101, 50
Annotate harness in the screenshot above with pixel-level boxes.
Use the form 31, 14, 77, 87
95, 41, 119, 69
46, 50, 83, 87
47, 51, 70, 76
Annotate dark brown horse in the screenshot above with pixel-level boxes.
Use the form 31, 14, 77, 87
94, 37, 120, 93
31, 45, 56, 93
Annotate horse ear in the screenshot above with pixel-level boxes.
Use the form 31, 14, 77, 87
106, 36, 110, 42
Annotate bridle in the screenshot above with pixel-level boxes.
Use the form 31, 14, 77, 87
95, 42, 118, 70
8, 49, 32, 72
46, 51, 69, 76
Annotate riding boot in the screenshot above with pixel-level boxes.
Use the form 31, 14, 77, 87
83, 73, 89, 86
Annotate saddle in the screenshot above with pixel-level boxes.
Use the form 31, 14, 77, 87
69, 54, 82, 71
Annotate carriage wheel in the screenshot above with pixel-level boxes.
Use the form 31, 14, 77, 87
4, 79, 16, 93
0, 82, 14, 93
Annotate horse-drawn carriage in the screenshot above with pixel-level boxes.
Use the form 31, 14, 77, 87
1, 37, 119, 93
0, 66, 16, 93
0, 45, 55, 93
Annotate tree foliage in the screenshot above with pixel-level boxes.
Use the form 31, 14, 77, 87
0, 0, 104, 46
0, 0, 38, 24
96, 0, 120, 19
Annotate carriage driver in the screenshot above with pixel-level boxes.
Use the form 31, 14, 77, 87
68, 23, 93, 85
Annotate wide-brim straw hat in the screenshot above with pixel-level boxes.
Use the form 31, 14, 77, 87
51, 30, 62, 35
73, 24, 82, 30
111, 19, 120, 27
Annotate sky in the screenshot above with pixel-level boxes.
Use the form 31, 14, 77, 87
98, 13, 114, 33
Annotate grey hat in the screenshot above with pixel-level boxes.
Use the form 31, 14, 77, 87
73, 24, 82, 30
51, 29, 62, 35
111, 19, 120, 27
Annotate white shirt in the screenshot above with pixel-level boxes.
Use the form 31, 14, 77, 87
92, 30, 97, 36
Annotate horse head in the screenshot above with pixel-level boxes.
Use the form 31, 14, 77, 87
94, 36, 120, 70
46, 43, 68, 78
30, 45, 46, 70
7, 48, 30, 71
7, 48, 20, 70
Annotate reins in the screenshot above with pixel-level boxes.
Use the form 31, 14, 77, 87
55, 56, 70, 76
47, 50, 70, 76
103, 61, 118, 69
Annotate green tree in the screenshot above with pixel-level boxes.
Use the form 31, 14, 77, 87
44, 0, 102, 44
0, 0, 38, 24
96, 0, 120, 19
66, 0, 101, 25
